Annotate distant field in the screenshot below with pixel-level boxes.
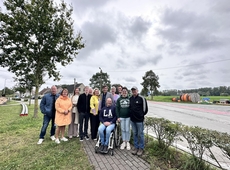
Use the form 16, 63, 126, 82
147, 96, 230, 102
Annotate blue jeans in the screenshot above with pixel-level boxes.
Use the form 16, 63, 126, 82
98, 123, 115, 146
120, 118, 130, 141
39, 114, 55, 139
130, 121, 144, 149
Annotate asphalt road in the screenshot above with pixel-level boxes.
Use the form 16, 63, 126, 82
147, 101, 230, 134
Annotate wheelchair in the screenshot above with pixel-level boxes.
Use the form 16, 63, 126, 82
95, 122, 121, 156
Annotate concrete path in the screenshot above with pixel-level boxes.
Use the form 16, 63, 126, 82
82, 139, 150, 170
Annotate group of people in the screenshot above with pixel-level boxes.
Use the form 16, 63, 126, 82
37, 84, 148, 156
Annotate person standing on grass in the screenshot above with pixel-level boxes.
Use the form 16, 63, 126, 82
37, 85, 59, 145
129, 86, 148, 156
68, 88, 80, 139
90, 88, 100, 140
116, 87, 131, 150
54, 88, 72, 144
77, 86, 92, 141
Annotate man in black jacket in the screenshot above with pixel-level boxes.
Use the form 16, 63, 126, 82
129, 86, 148, 156
77, 86, 92, 141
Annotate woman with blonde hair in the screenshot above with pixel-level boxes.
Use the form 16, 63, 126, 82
68, 88, 80, 138
54, 88, 72, 144
90, 88, 100, 140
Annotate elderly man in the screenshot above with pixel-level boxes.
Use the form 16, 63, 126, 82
98, 98, 117, 153
129, 86, 148, 156
37, 85, 60, 144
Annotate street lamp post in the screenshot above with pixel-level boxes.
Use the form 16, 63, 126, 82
99, 67, 102, 92
3, 79, 7, 96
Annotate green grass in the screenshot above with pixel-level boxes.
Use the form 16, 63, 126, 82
147, 96, 230, 103
0, 103, 93, 170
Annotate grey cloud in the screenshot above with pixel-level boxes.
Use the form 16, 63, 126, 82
78, 21, 116, 59
124, 77, 136, 82
129, 17, 151, 40
135, 54, 163, 67
210, 0, 230, 14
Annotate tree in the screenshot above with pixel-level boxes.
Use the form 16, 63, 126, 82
89, 71, 111, 92
141, 70, 160, 99
140, 87, 149, 96
0, 0, 84, 117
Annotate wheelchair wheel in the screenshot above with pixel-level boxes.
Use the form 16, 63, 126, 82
95, 146, 99, 153
110, 149, 114, 156
114, 124, 121, 147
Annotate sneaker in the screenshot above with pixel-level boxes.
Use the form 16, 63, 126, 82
103, 145, 108, 153
69, 136, 73, 139
131, 148, 138, 155
99, 145, 104, 152
137, 148, 144, 156
60, 137, 68, 142
50, 136, 56, 141
120, 142, 126, 150
55, 138, 60, 144
77, 135, 79, 138
85, 135, 89, 140
93, 138, 97, 141
80, 137, 83, 141
37, 139, 44, 145
126, 142, 131, 150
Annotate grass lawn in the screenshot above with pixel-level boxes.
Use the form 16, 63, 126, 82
0, 102, 93, 170
147, 96, 230, 103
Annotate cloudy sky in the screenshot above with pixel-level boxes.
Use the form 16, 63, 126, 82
1, 0, 230, 92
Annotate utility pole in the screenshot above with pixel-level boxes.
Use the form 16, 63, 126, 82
99, 67, 102, 92
73, 78, 76, 94
3, 79, 7, 96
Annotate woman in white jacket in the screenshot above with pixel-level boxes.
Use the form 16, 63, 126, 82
68, 88, 80, 138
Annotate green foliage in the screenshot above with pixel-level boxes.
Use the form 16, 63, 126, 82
180, 125, 212, 161
89, 71, 111, 91
145, 117, 180, 152
1, 87, 14, 95
141, 70, 160, 99
0, 0, 84, 118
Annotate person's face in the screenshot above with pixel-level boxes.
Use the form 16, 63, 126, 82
94, 89, 99, 95
89, 89, 93, 94
118, 87, 122, 93
106, 98, 112, 107
62, 90, 68, 97
122, 89, 128, 97
103, 87, 108, 93
85, 87, 89, 94
131, 89, 138, 96
75, 88, 79, 95
111, 88, 116, 94
51, 86, 57, 95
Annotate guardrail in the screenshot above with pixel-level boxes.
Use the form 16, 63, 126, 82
20, 103, 28, 116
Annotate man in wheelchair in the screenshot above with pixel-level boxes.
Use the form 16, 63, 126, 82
98, 97, 117, 153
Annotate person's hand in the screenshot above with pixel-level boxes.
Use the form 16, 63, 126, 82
117, 118, 120, 122
64, 110, 68, 115
92, 108, 96, 115
103, 122, 111, 126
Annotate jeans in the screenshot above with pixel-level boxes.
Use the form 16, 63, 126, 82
39, 114, 55, 139
79, 112, 90, 137
98, 123, 115, 146
120, 117, 131, 141
130, 121, 144, 149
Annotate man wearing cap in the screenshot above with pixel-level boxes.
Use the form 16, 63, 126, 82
129, 86, 148, 156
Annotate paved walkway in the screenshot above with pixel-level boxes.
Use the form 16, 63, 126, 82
82, 139, 150, 170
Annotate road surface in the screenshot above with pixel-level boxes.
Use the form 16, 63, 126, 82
147, 101, 230, 169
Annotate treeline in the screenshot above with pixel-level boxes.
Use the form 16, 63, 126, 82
160, 86, 230, 96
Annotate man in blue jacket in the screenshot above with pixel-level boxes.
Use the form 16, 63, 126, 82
98, 98, 117, 153
129, 86, 148, 156
37, 85, 60, 144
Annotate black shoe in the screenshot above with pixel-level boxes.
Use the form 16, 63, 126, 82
99, 145, 104, 152
85, 135, 89, 140
80, 137, 83, 141
103, 145, 108, 153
